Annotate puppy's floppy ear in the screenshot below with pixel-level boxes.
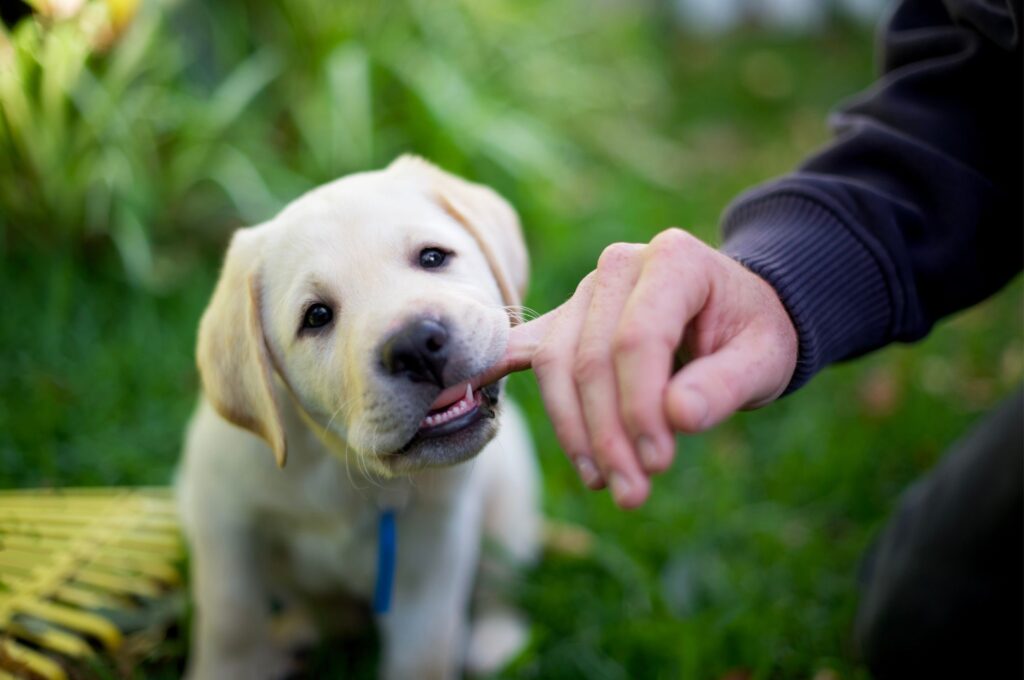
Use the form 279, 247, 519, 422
196, 227, 287, 467
389, 155, 529, 311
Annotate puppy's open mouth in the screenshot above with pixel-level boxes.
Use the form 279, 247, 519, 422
400, 381, 497, 451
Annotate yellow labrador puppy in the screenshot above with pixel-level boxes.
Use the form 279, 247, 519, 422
177, 156, 540, 679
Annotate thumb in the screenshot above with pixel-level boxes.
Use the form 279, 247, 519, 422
473, 308, 559, 386
664, 332, 794, 433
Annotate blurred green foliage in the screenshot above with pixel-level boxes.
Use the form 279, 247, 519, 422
1, 0, 1020, 678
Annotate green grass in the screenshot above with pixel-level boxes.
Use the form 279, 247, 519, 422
1, 3, 1021, 678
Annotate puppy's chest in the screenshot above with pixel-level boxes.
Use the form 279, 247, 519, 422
267, 499, 380, 596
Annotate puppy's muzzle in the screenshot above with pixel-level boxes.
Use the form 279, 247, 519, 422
379, 318, 449, 387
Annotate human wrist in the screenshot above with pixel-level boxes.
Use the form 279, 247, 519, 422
720, 188, 893, 394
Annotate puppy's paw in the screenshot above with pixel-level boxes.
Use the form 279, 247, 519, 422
465, 610, 530, 677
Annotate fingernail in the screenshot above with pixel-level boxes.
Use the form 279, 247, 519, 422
680, 388, 709, 429
575, 457, 601, 487
609, 473, 632, 506
636, 436, 659, 470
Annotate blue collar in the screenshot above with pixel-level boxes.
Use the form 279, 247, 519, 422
373, 509, 397, 614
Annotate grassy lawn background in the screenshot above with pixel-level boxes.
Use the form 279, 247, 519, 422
1, 1, 1020, 678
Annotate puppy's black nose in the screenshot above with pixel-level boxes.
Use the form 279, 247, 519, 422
380, 318, 449, 386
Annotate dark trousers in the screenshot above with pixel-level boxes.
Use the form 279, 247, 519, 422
856, 390, 1023, 678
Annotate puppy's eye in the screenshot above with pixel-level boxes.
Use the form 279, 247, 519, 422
418, 248, 449, 269
303, 303, 333, 329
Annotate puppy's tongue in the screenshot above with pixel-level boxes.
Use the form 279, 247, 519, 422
430, 380, 478, 411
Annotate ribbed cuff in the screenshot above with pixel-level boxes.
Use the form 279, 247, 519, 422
721, 188, 893, 394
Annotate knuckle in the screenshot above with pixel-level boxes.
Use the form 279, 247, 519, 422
719, 371, 744, 406
564, 445, 591, 463
576, 270, 597, 295
612, 327, 650, 355
597, 242, 639, 271
648, 229, 712, 273
614, 321, 678, 357
621, 399, 651, 433
573, 349, 608, 382
531, 344, 562, 372
590, 429, 621, 458
565, 445, 593, 465
651, 227, 695, 254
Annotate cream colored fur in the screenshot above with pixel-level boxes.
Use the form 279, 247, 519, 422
177, 157, 540, 680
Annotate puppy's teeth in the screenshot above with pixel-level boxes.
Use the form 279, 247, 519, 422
423, 384, 482, 431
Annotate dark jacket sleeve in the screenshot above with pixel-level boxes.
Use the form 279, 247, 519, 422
721, 0, 1022, 392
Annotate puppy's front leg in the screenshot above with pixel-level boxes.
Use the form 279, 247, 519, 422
377, 506, 479, 680
187, 524, 291, 680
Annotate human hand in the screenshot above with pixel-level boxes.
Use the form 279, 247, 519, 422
473, 228, 798, 509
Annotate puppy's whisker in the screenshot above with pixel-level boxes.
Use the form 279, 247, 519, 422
334, 427, 368, 494
351, 423, 384, 489
320, 398, 372, 492
321, 392, 363, 445
502, 304, 541, 322
354, 448, 368, 485
342, 446, 362, 492
323, 401, 348, 436
360, 438, 381, 488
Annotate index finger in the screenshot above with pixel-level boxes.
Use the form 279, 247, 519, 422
430, 309, 558, 408
477, 309, 559, 384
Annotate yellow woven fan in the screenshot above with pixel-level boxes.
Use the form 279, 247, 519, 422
0, 488, 183, 680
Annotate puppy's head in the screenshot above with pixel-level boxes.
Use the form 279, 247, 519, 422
197, 156, 527, 476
